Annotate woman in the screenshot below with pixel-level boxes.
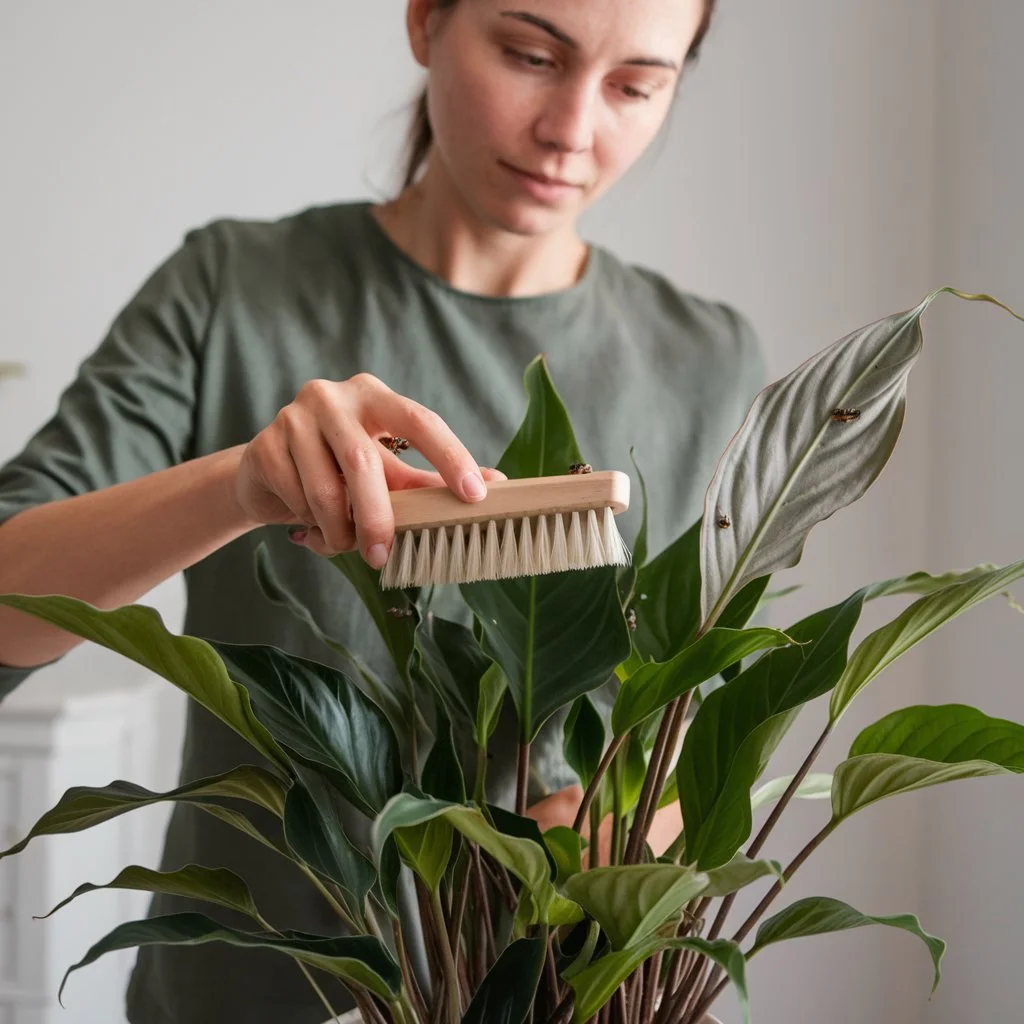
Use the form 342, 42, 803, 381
0, 1, 763, 1021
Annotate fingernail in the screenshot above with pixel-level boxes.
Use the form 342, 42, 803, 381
367, 543, 389, 569
462, 472, 486, 500
288, 527, 308, 544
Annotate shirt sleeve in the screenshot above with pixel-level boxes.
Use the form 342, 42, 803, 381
0, 225, 221, 699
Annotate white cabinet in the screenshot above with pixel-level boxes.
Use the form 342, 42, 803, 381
0, 659, 174, 1024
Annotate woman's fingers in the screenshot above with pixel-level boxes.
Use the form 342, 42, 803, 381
287, 428, 356, 555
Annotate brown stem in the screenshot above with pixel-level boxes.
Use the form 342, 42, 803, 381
639, 953, 661, 1024
470, 848, 497, 982
573, 734, 627, 832
395, 922, 430, 1024
516, 741, 531, 816
353, 992, 390, 1024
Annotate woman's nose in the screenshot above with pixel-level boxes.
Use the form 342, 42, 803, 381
533, 80, 597, 154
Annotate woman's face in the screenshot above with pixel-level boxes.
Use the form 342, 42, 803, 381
411, 0, 706, 236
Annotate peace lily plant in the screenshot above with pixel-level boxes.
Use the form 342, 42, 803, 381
1, 289, 1023, 1024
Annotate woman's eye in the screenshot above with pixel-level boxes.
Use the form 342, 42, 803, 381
506, 48, 554, 69
620, 84, 653, 101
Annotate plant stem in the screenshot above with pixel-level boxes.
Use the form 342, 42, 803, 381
474, 743, 489, 805
704, 721, 833, 943
471, 847, 497, 976
516, 740, 531, 816
590, 804, 602, 868
298, 864, 358, 930
573, 734, 626, 832
256, 912, 343, 1023
395, 920, 430, 1024
639, 953, 661, 1024
430, 887, 462, 1024
610, 751, 625, 866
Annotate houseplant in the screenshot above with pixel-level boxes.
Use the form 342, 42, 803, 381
0, 288, 1022, 1024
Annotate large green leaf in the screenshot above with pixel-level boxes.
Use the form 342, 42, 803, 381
569, 936, 747, 1024
702, 852, 784, 898
563, 864, 708, 950
864, 563, 999, 600
460, 936, 547, 1024
40, 864, 261, 923
679, 590, 866, 869
750, 896, 945, 992
282, 769, 376, 921
254, 541, 409, 734
564, 695, 606, 790
460, 358, 631, 741
612, 626, 793, 736
373, 793, 581, 926
830, 561, 1024, 722
0, 766, 285, 860
413, 615, 493, 733
700, 290, 1024, 626
832, 704, 1024, 820
750, 773, 833, 811
0, 595, 286, 769
329, 550, 420, 688
213, 643, 401, 817
58, 912, 401, 1004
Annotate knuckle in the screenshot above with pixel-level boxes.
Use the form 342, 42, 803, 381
405, 401, 446, 437
347, 372, 387, 395
307, 479, 347, 516
340, 441, 380, 474
298, 378, 334, 403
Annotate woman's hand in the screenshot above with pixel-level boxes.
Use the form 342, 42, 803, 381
236, 373, 505, 564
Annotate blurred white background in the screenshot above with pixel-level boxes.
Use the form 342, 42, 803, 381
1, 2, 1022, 1022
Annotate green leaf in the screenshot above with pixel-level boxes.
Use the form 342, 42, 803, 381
0, 766, 285, 860
329, 550, 420, 688
750, 896, 945, 992
0, 595, 286, 769
564, 695, 606, 790
40, 864, 261, 923
373, 793, 581, 926
569, 936, 747, 1024
461, 358, 631, 741
543, 826, 583, 885
395, 819, 454, 893
422, 707, 467, 804
751, 773, 833, 811
213, 643, 401, 817
59, 912, 401, 1004
254, 542, 408, 734
830, 561, 1024, 722
563, 864, 708, 950
699, 298, 931, 626
612, 626, 793, 736
460, 936, 547, 1024
679, 590, 866, 869
702, 852, 784, 898
833, 704, 1024, 820
282, 769, 376, 921
864, 563, 999, 600
414, 616, 493, 731
476, 662, 508, 748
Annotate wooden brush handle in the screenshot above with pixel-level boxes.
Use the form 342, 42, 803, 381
389, 470, 630, 532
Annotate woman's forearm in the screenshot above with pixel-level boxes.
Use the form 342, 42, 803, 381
0, 445, 257, 668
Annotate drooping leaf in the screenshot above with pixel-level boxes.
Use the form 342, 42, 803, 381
679, 589, 866, 869
750, 773, 833, 811
830, 561, 1024, 722
564, 695, 606, 790
329, 550, 419, 687
461, 359, 631, 741
832, 704, 1024, 820
750, 896, 945, 992
701, 852, 784, 898
253, 541, 408, 733
864, 563, 999, 600
58, 912, 401, 1004
40, 864, 261, 923
563, 864, 708, 950
373, 793, 581, 926
487, 804, 558, 879
543, 826, 583, 885
460, 936, 547, 1024
612, 626, 794, 736
422, 706, 467, 804
414, 615, 492, 731
0, 595, 286, 769
569, 936, 747, 1024
213, 643, 401, 818
0, 766, 285, 860
282, 769, 376, 921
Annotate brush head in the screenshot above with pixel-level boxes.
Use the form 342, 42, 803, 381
379, 470, 631, 589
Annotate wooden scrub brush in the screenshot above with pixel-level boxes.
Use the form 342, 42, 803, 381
380, 469, 632, 589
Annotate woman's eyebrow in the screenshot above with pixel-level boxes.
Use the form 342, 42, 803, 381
499, 10, 680, 70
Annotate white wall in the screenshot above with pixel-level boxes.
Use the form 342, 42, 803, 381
1, 2, 1019, 1023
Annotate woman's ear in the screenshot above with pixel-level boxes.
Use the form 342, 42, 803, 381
407, 0, 439, 69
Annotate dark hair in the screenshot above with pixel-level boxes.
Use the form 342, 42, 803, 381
400, 0, 718, 189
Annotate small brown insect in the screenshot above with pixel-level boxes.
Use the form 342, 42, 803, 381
830, 408, 861, 423
717, 512, 732, 529
569, 462, 593, 475
627, 607, 637, 632
380, 435, 410, 455
386, 606, 414, 618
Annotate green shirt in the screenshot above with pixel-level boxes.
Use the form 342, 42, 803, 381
0, 201, 764, 1023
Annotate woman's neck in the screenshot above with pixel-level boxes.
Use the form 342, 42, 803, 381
371, 161, 590, 298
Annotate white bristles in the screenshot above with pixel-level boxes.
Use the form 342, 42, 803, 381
380, 504, 632, 590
